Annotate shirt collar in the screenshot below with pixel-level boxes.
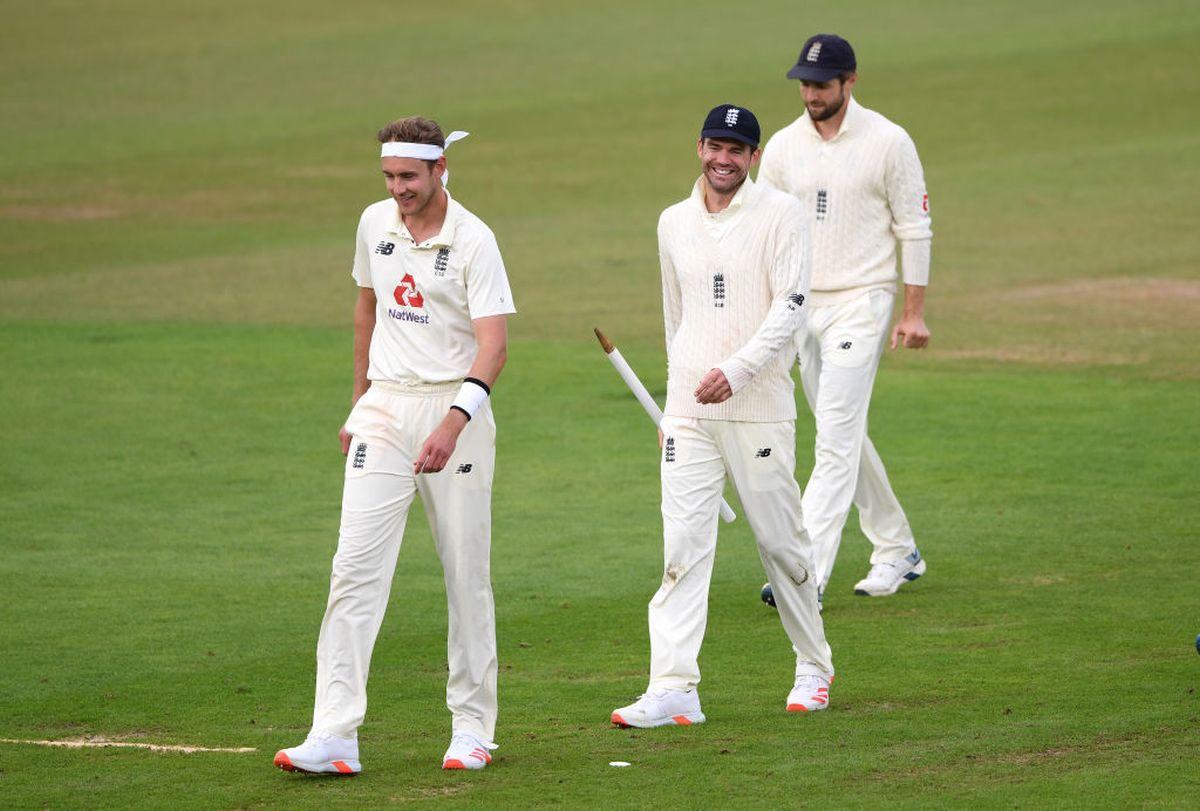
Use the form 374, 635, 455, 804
690, 174, 756, 215
386, 189, 459, 247
801, 95, 861, 142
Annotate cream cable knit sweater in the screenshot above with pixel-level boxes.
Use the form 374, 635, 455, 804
759, 97, 932, 306
658, 177, 811, 422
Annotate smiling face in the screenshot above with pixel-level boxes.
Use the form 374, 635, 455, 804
381, 155, 445, 217
801, 73, 855, 122
697, 137, 760, 196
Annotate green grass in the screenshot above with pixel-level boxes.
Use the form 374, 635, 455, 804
1, 0, 1199, 807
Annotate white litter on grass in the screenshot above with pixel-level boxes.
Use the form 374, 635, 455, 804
609, 761, 631, 767
0, 737, 256, 754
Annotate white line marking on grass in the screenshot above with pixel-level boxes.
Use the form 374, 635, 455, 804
0, 737, 256, 754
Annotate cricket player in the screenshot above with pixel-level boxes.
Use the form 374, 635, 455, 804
758, 34, 932, 604
275, 116, 515, 774
611, 104, 834, 727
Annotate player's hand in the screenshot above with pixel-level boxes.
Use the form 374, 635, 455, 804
890, 315, 931, 350
339, 425, 352, 456
414, 410, 469, 474
694, 368, 733, 404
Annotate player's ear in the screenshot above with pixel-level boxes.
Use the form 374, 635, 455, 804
696, 138, 706, 160
750, 147, 762, 167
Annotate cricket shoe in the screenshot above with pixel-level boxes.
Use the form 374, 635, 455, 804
853, 549, 926, 597
761, 583, 823, 612
274, 730, 360, 775
611, 688, 706, 728
442, 732, 497, 770
786, 674, 831, 713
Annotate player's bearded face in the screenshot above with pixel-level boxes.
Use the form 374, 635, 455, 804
802, 79, 848, 122
698, 138, 759, 195
382, 157, 443, 216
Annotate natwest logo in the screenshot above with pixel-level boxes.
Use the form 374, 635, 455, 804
393, 274, 424, 308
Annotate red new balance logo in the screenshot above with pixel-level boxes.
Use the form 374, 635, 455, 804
394, 274, 424, 308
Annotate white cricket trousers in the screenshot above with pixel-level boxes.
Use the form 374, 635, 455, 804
798, 289, 917, 589
649, 416, 833, 691
311, 380, 498, 742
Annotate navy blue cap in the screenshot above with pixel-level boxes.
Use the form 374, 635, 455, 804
699, 104, 761, 148
787, 34, 856, 82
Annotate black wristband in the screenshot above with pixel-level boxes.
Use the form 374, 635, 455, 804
463, 376, 491, 395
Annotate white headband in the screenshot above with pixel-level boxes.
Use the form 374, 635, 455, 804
380, 130, 469, 160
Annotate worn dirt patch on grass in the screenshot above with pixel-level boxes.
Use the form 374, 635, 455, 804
1006, 276, 1200, 304
935, 275, 1200, 375
932, 346, 1143, 366
0, 735, 255, 753
389, 783, 471, 801
999, 574, 1068, 587
992, 275, 1200, 332
868, 727, 1189, 789
996, 746, 1074, 765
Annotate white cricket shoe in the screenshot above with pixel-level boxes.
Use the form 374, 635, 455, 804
786, 674, 831, 713
611, 688, 706, 728
442, 731, 497, 770
274, 730, 360, 775
853, 549, 926, 597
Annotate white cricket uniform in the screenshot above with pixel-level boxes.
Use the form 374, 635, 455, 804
311, 191, 515, 744
759, 97, 932, 588
651, 176, 833, 691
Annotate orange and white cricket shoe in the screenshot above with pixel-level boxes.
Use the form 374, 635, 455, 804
273, 730, 360, 775
786, 674, 831, 713
442, 732, 497, 770
611, 688, 706, 728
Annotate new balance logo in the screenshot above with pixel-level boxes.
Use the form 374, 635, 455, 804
455, 464, 472, 474
816, 189, 828, 220
375, 241, 395, 255
664, 437, 676, 463
755, 448, 772, 458
352, 443, 367, 469
724, 107, 740, 126
713, 274, 726, 308
839, 341, 852, 350
806, 42, 822, 62
434, 247, 450, 277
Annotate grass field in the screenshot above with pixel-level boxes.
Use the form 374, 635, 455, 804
2, 0, 1198, 807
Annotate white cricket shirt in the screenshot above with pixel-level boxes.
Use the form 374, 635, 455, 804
758, 97, 932, 306
658, 177, 811, 422
351, 192, 516, 385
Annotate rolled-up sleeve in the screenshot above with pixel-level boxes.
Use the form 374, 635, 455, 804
885, 131, 932, 286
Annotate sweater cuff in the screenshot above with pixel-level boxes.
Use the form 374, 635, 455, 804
716, 359, 754, 394
900, 238, 931, 287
